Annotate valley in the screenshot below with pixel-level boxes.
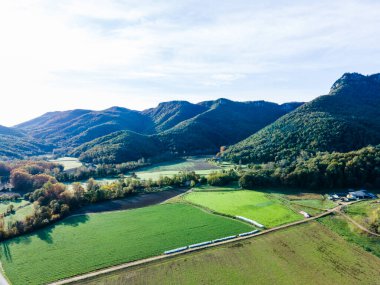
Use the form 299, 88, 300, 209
0, 73, 379, 285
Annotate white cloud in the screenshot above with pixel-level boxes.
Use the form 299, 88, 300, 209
0, 0, 380, 126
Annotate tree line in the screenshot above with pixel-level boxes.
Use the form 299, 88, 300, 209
0, 171, 201, 240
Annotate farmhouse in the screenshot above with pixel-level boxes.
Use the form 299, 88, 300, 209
347, 190, 377, 200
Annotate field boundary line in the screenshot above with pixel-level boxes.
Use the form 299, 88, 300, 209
48, 205, 339, 285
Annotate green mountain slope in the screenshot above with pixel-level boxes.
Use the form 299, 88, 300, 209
16, 107, 154, 147
142, 101, 207, 133
71, 99, 302, 163
0, 126, 51, 159
158, 99, 302, 154
70, 131, 163, 164
225, 73, 380, 163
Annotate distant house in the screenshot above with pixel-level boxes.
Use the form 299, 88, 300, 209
0, 183, 13, 192
329, 192, 347, 200
330, 194, 339, 200
347, 190, 377, 200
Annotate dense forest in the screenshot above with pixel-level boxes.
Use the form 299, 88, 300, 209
0, 126, 51, 159
225, 73, 380, 163
65, 100, 301, 163
238, 145, 380, 190
1, 99, 301, 163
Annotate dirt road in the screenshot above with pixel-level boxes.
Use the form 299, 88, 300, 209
337, 211, 380, 237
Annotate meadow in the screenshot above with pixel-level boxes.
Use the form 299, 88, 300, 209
319, 214, 380, 258
289, 199, 336, 210
49, 157, 83, 171
134, 157, 220, 180
184, 188, 302, 228
344, 200, 380, 225
0, 200, 29, 215
0, 201, 34, 230
0, 203, 252, 285
76, 222, 380, 285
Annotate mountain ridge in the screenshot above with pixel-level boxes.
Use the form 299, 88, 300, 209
224, 73, 380, 163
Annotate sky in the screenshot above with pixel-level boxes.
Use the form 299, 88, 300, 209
1, 0, 380, 126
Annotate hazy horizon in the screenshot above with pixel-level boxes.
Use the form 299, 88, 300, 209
1, 0, 380, 126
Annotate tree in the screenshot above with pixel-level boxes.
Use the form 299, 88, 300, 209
10, 170, 33, 191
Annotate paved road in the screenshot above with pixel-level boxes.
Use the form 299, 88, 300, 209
49, 205, 340, 285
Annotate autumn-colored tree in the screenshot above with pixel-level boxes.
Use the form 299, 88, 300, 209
10, 169, 33, 191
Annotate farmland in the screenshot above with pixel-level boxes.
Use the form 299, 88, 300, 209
289, 198, 336, 210
0, 201, 34, 230
344, 200, 380, 225
76, 222, 380, 285
319, 200, 380, 258
49, 157, 83, 171
319, 214, 380, 258
0, 203, 252, 285
134, 157, 220, 180
183, 188, 302, 228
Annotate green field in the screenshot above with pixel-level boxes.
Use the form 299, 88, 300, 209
135, 157, 220, 180
344, 200, 380, 225
290, 199, 336, 210
76, 222, 380, 285
0, 203, 252, 285
191, 183, 240, 192
49, 157, 83, 171
184, 189, 302, 228
319, 214, 380, 258
0, 200, 29, 214
1, 202, 34, 230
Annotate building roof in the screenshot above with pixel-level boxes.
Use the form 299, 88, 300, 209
349, 190, 367, 196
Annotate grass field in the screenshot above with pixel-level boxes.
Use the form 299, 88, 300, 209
135, 157, 220, 180
319, 214, 380, 258
2, 202, 34, 230
191, 183, 240, 192
0, 200, 29, 214
50, 157, 83, 171
184, 189, 302, 228
0, 203, 252, 285
344, 200, 380, 225
76, 222, 380, 285
290, 199, 336, 210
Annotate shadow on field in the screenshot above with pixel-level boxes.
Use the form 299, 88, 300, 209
35, 215, 90, 244
61, 215, 89, 227
1, 242, 12, 262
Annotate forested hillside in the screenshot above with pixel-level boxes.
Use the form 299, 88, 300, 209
142, 101, 208, 133
70, 131, 163, 164
6, 99, 301, 162
69, 100, 302, 163
0, 126, 51, 159
225, 73, 380, 163
16, 107, 154, 147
